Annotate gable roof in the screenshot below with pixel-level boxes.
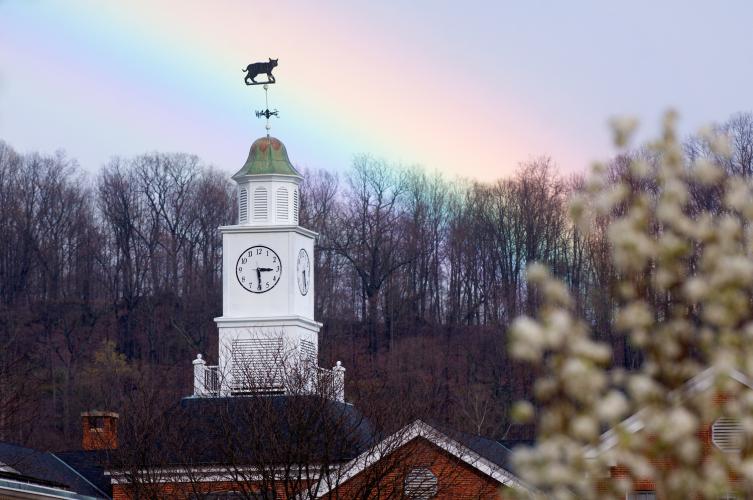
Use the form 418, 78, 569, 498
310, 419, 533, 498
54, 450, 112, 498
0, 441, 110, 498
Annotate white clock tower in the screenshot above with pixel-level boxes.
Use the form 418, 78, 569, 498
196, 135, 334, 397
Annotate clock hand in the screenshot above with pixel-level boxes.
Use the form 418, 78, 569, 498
258, 267, 274, 272
255, 268, 262, 290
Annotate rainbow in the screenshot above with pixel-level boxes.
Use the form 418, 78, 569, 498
0, 0, 592, 181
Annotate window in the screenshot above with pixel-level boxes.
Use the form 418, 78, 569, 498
712, 417, 744, 452
404, 467, 437, 499
276, 186, 289, 221
89, 417, 105, 430
253, 187, 268, 222
293, 188, 299, 224
239, 188, 248, 223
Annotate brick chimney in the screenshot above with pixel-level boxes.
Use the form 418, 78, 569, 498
81, 411, 119, 451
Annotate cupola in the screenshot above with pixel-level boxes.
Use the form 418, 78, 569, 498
233, 137, 301, 226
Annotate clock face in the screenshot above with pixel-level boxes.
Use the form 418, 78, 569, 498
236, 246, 282, 294
296, 248, 311, 295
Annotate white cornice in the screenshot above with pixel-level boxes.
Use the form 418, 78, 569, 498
219, 225, 318, 238
233, 173, 302, 183
214, 315, 323, 331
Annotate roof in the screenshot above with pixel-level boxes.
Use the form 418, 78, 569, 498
110, 395, 375, 469
233, 136, 301, 179
435, 425, 515, 471
55, 450, 112, 498
0, 441, 110, 498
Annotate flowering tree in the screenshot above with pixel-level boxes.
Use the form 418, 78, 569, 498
509, 111, 753, 499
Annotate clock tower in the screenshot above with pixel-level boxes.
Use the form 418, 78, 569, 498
212, 136, 321, 396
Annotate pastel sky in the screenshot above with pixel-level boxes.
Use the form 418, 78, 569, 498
1, 1, 753, 181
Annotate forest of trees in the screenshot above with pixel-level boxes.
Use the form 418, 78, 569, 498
1, 112, 752, 451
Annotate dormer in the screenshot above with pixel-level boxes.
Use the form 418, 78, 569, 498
233, 136, 301, 226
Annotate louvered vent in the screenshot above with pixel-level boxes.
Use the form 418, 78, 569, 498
239, 188, 248, 223
276, 186, 289, 221
253, 187, 268, 222
712, 417, 744, 452
301, 339, 316, 366
293, 188, 299, 224
404, 468, 437, 500
629, 492, 657, 500
231, 338, 283, 393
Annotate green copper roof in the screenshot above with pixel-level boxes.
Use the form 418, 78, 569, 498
233, 136, 301, 178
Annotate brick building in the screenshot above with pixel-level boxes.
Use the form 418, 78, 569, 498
105, 403, 530, 499
0, 397, 532, 499
587, 367, 752, 499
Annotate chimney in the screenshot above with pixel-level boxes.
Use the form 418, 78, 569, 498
81, 411, 119, 451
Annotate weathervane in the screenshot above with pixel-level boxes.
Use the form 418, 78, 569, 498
242, 58, 279, 136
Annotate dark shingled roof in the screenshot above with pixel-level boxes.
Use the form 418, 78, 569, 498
451, 431, 514, 471
429, 423, 516, 472
109, 395, 376, 469
0, 441, 110, 498
55, 450, 112, 498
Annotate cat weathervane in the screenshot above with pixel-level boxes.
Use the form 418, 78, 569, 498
243, 58, 279, 136
242, 58, 278, 86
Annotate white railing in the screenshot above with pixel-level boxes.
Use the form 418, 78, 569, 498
193, 354, 220, 396
204, 365, 220, 395
317, 361, 345, 402
192, 354, 345, 401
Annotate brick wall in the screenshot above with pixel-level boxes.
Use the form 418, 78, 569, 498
605, 420, 734, 496
328, 436, 511, 499
81, 411, 118, 451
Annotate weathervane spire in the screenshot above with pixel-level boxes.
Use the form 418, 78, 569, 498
242, 58, 279, 136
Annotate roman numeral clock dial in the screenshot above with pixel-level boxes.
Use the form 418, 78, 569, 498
236, 246, 281, 293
